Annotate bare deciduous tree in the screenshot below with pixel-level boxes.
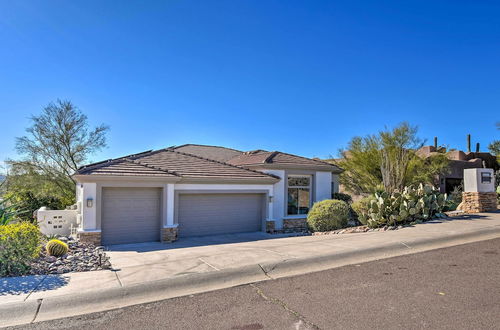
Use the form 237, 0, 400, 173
6, 100, 109, 203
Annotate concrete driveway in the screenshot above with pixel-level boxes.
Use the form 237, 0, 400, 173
106, 232, 302, 285
2, 213, 500, 327
105, 213, 500, 286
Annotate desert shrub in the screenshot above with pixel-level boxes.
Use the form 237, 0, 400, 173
0, 198, 28, 225
4, 191, 64, 223
307, 199, 350, 232
351, 195, 376, 225
0, 222, 41, 276
443, 199, 458, 212
365, 184, 446, 228
46, 239, 69, 257
331, 192, 353, 204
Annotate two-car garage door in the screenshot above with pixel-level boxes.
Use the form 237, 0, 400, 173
101, 188, 264, 245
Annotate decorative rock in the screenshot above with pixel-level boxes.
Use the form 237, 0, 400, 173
24, 237, 112, 277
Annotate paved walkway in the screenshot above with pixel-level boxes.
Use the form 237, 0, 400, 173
2, 212, 499, 305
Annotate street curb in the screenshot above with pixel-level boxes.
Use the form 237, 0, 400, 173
1, 264, 268, 328
261, 226, 500, 278
1, 226, 499, 328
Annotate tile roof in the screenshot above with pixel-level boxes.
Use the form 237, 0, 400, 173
172, 144, 243, 162
76, 149, 278, 180
78, 159, 178, 177
226, 150, 342, 171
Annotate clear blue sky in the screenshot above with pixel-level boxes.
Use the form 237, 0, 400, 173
1, 0, 499, 169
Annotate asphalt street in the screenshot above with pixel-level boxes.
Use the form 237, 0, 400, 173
9, 238, 500, 330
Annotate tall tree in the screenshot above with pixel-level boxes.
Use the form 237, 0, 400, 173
5, 100, 109, 204
379, 123, 421, 193
335, 122, 449, 194
489, 121, 500, 156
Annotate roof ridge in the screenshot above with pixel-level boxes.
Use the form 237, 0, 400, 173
276, 150, 341, 168
172, 144, 244, 153
76, 150, 154, 172
77, 158, 127, 174
124, 158, 181, 177
169, 149, 280, 179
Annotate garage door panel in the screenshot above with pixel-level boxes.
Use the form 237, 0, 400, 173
102, 187, 161, 245
177, 193, 263, 237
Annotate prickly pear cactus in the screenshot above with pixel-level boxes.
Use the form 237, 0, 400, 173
46, 239, 69, 257
366, 184, 447, 228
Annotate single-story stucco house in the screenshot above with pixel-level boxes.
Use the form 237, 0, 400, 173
73, 144, 342, 245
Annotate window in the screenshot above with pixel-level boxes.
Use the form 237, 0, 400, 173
331, 182, 335, 199
287, 176, 311, 215
481, 172, 492, 184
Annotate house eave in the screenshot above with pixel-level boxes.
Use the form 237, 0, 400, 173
178, 176, 279, 184
73, 174, 278, 185
72, 174, 182, 183
242, 163, 343, 173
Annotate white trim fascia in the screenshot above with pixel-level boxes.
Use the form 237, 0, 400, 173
245, 164, 342, 173
175, 183, 274, 191
177, 177, 279, 184
77, 229, 101, 233
74, 175, 181, 183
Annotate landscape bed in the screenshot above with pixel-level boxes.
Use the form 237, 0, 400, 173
27, 236, 112, 276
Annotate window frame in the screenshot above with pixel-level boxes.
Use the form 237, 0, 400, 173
286, 174, 312, 216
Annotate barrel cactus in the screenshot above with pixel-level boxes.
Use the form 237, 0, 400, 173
307, 199, 350, 232
46, 239, 69, 257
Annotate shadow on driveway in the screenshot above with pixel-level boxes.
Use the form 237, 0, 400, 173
1, 274, 69, 296
106, 231, 307, 253
106, 211, 500, 253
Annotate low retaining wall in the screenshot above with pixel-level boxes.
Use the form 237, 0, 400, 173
77, 231, 102, 246
283, 218, 308, 232
461, 192, 498, 213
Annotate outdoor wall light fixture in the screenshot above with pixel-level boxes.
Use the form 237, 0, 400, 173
268, 196, 274, 203
86, 198, 93, 208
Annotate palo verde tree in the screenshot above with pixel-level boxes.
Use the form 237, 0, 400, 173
335, 122, 449, 194
5, 100, 109, 206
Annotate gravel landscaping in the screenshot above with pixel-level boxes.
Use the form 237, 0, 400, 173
28, 236, 112, 276
278, 211, 465, 237
311, 224, 404, 236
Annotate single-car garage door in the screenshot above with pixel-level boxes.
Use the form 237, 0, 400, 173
177, 193, 264, 237
102, 187, 161, 245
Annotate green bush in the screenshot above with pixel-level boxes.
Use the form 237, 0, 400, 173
4, 191, 65, 223
0, 222, 41, 276
331, 192, 353, 204
307, 199, 350, 232
0, 198, 28, 225
46, 239, 69, 257
351, 196, 376, 225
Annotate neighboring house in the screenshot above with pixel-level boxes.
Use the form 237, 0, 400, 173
73, 144, 342, 245
417, 145, 498, 194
